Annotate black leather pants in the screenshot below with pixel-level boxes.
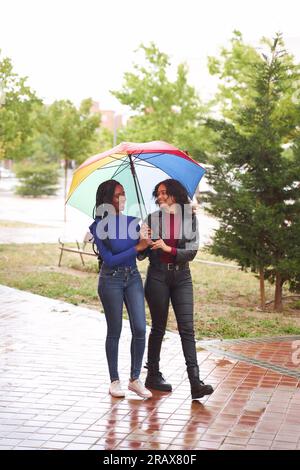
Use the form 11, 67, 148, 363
145, 265, 199, 370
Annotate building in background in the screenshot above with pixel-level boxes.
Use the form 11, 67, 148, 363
90, 101, 123, 145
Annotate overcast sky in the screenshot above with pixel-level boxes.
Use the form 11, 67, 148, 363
1, 0, 300, 113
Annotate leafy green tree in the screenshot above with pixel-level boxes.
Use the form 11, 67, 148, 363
205, 33, 300, 311
93, 127, 114, 153
41, 98, 100, 220
29, 132, 59, 163
112, 43, 212, 161
0, 50, 41, 160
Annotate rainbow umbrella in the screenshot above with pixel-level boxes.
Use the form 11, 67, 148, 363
66, 141, 206, 219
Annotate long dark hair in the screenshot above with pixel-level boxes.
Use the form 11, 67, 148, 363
153, 179, 190, 207
93, 179, 122, 219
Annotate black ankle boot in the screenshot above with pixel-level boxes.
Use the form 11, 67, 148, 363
187, 366, 214, 400
190, 380, 214, 400
145, 364, 172, 392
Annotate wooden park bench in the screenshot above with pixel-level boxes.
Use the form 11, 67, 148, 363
58, 231, 100, 268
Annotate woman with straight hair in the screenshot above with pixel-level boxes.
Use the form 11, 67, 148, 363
89, 179, 152, 399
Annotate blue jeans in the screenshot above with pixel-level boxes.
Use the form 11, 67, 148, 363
98, 265, 146, 382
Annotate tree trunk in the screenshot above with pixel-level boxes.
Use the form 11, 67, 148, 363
274, 272, 284, 312
64, 159, 68, 223
259, 267, 266, 310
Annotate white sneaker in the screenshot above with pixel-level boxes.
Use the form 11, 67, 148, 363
109, 380, 125, 398
128, 379, 152, 399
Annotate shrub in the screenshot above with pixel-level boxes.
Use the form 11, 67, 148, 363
15, 154, 59, 197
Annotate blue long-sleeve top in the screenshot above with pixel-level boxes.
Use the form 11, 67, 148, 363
89, 214, 140, 268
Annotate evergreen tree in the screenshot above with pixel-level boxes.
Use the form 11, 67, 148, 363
206, 33, 300, 311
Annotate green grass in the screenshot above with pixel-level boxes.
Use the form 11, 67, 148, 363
194, 309, 300, 339
13, 271, 99, 305
0, 219, 49, 228
1, 243, 300, 339
0, 244, 100, 307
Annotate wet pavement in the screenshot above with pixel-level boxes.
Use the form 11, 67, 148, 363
1, 284, 300, 450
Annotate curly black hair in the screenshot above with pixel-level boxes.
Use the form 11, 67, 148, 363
94, 179, 122, 219
152, 179, 190, 206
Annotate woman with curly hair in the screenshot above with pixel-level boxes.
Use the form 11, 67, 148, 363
140, 179, 214, 401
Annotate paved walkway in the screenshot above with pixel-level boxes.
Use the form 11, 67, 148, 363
0, 285, 300, 450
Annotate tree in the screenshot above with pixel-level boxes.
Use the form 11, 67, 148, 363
15, 151, 59, 197
94, 127, 114, 153
0, 50, 41, 161
42, 99, 100, 220
14, 133, 60, 197
112, 43, 212, 161
205, 33, 300, 311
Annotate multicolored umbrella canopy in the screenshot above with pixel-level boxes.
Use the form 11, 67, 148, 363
66, 141, 206, 219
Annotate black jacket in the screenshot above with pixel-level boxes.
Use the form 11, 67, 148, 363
138, 208, 199, 265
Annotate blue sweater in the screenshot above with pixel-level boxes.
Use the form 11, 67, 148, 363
89, 214, 140, 268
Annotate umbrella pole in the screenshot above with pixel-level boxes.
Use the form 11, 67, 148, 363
129, 154, 146, 220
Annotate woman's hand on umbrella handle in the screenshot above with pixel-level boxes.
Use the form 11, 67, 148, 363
150, 238, 172, 253
140, 223, 152, 240
135, 238, 153, 252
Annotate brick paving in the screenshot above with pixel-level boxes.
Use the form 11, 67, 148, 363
0, 284, 300, 450
200, 337, 300, 379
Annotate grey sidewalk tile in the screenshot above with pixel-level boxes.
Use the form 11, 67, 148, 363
72, 436, 99, 445
64, 443, 92, 450
0, 425, 19, 434
56, 428, 83, 436
0, 438, 23, 446
26, 433, 56, 441
41, 441, 68, 449
12, 446, 37, 450
7, 432, 38, 440
17, 425, 39, 433
35, 427, 62, 435
41, 421, 71, 429
80, 430, 105, 439
49, 434, 76, 443
64, 423, 88, 430
48, 405, 71, 412
18, 439, 46, 448
0, 419, 26, 426
89, 444, 107, 450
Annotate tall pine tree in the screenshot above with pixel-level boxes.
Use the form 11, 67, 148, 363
205, 33, 300, 311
